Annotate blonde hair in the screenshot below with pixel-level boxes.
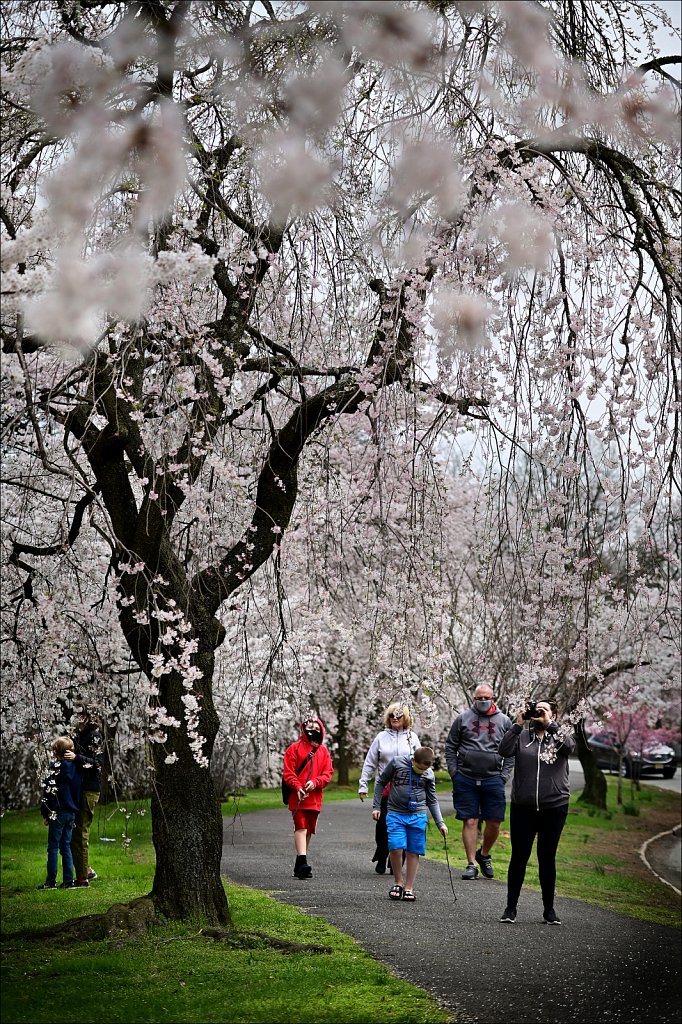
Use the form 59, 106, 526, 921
53, 736, 74, 758
383, 703, 414, 729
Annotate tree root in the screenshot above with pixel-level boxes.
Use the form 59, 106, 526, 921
4, 897, 160, 945
3, 898, 332, 955
201, 927, 333, 955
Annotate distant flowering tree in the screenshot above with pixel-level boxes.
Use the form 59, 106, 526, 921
1, 1, 679, 925
589, 681, 681, 802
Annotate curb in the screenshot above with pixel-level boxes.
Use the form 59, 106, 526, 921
639, 824, 682, 896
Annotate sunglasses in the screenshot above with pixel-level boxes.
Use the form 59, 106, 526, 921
390, 713, 404, 719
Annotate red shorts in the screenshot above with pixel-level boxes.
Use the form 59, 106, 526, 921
292, 810, 319, 833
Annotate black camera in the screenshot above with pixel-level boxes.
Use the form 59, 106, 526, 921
523, 701, 540, 720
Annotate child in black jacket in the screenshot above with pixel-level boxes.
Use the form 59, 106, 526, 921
37, 736, 82, 890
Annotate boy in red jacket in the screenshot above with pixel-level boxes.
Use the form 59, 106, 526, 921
283, 715, 333, 879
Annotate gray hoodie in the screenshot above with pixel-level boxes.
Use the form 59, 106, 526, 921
498, 722, 576, 810
373, 754, 445, 829
445, 706, 514, 781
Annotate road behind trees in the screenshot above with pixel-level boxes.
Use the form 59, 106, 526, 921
222, 797, 681, 1024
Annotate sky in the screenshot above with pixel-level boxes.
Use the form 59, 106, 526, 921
652, 0, 682, 57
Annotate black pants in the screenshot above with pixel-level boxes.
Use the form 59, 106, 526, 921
372, 795, 389, 863
506, 802, 568, 911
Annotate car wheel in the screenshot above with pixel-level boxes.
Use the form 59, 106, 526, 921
662, 766, 677, 780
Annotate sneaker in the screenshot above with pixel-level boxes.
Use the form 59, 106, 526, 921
37, 882, 57, 890
461, 863, 479, 880
500, 906, 517, 923
475, 848, 494, 878
73, 878, 90, 888
58, 881, 76, 889
87, 869, 98, 881
543, 908, 562, 925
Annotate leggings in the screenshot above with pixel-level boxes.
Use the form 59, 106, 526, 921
506, 802, 568, 911
373, 795, 389, 862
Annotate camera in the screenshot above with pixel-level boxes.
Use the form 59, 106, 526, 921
407, 799, 418, 811
523, 701, 540, 720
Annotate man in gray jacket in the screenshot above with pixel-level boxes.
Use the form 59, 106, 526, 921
445, 684, 513, 879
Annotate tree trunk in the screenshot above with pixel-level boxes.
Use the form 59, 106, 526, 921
336, 747, 351, 786
574, 726, 607, 809
331, 686, 351, 785
143, 635, 230, 926
150, 752, 229, 925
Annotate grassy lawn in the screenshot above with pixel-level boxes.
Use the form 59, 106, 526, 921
425, 775, 682, 929
0, 793, 448, 1024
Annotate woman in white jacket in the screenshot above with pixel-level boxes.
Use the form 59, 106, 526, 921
358, 702, 420, 873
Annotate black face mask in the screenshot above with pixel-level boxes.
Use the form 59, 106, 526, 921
304, 728, 322, 744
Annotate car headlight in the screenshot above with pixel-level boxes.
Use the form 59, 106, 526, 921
631, 752, 641, 759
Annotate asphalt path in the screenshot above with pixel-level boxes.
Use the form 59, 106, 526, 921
221, 787, 681, 1024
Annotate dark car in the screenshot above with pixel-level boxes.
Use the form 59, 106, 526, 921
587, 731, 677, 779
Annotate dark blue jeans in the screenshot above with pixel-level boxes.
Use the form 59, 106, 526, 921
45, 810, 76, 885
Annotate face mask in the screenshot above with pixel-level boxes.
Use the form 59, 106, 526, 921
474, 699, 492, 713
412, 761, 431, 775
304, 728, 321, 743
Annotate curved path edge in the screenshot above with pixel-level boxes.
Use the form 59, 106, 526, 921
639, 823, 682, 895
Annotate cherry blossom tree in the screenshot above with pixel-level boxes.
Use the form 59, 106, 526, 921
588, 681, 680, 803
1, 1, 680, 925
442, 459, 680, 806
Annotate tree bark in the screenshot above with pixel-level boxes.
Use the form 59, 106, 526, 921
335, 747, 351, 787
150, 752, 229, 925
147, 648, 230, 926
574, 725, 607, 810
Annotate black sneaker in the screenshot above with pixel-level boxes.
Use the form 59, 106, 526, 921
500, 906, 517, 923
87, 869, 98, 881
37, 882, 57, 890
461, 863, 479, 880
543, 908, 562, 925
58, 881, 76, 889
475, 848, 494, 878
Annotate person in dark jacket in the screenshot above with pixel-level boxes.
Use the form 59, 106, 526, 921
37, 736, 82, 889
283, 715, 333, 879
497, 699, 576, 925
64, 706, 104, 887
445, 684, 513, 879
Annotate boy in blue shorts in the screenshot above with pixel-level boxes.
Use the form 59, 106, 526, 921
372, 746, 448, 901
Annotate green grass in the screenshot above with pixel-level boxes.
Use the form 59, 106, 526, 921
425, 776, 682, 929
0, 802, 449, 1024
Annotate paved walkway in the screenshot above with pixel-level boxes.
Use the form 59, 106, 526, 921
221, 798, 681, 1024
644, 826, 682, 893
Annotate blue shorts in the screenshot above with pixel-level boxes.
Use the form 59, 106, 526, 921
386, 811, 427, 855
453, 774, 506, 822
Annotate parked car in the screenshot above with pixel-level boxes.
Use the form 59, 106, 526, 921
587, 731, 677, 779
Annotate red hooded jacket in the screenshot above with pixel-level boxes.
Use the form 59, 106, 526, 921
283, 717, 333, 813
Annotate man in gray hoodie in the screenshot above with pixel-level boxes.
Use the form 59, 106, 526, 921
445, 684, 513, 879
